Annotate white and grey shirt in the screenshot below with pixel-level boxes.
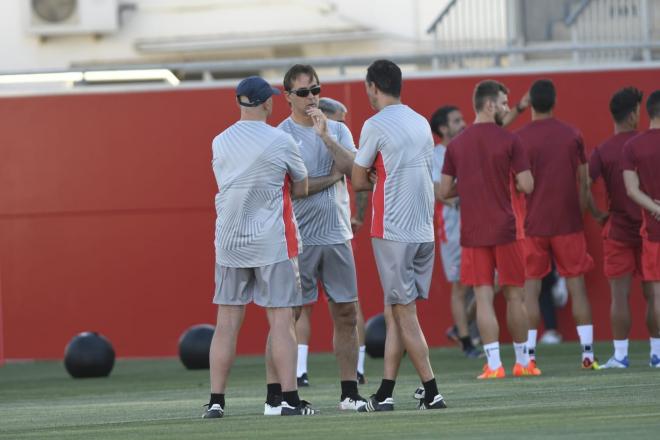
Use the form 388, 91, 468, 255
432, 144, 461, 243
278, 117, 357, 245
212, 121, 308, 267
355, 104, 434, 243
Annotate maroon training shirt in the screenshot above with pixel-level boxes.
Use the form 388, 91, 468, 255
516, 118, 586, 237
589, 131, 642, 245
622, 129, 660, 242
442, 123, 530, 247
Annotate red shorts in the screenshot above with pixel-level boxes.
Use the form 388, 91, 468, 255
602, 237, 642, 279
461, 240, 525, 287
642, 239, 660, 281
525, 232, 594, 279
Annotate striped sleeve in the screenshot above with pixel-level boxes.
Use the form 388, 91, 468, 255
355, 120, 380, 168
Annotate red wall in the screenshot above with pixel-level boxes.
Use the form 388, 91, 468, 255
1, 66, 658, 360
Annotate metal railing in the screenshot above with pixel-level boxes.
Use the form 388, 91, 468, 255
566, 0, 654, 61
426, 0, 658, 66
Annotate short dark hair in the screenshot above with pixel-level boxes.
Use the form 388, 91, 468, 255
530, 79, 556, 113
429, 105, 459, 137
283, 64, 320, 91
366, 59, 402, 98
647, 89, 660, 119
473, 80, 509, 111
609, 87, 643, 123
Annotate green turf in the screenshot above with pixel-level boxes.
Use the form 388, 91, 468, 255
1, 341, 659, 439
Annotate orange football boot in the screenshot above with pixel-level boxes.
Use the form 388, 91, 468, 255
477, 364, 506, 379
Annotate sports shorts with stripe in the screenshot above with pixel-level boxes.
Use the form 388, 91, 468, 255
213, 257, 302, 307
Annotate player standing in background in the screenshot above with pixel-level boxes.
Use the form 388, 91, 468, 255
439, 80, 536, 379
318, 96, 369, 384
516, 79, 599, 370
428, 105, 482, 359
429, 98, 530, 359
588, 87, 659, 368
278, 65, 366, 410
352, 59, 447, 411
205, 76, 313, 418
622, 89, 660, 368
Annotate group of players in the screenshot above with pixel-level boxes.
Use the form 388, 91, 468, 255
203, 58, 660, 418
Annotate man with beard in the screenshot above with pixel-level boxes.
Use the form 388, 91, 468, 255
438, 80, 537, 379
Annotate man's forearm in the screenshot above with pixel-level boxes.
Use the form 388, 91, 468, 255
320, 133, 355, 176
307, 174, 342, 196
628, 186, 660, 218
354, 191, 368, 221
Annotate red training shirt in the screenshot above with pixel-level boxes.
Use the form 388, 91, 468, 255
516, 118, 586, 237
442, 123, 530, 247
589, 131, 642, 245
622, 129, 660, 242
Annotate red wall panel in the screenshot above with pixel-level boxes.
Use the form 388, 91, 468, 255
1, 66, 658, 359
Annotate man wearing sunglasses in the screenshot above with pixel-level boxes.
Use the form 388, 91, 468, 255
277, 65, 366, 411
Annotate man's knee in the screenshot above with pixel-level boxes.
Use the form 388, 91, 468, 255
332, 302, 358, 328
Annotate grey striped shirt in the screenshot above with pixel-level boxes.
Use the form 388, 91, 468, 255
278, 117, 357, 245
212, 121, 308, 267
355, 104, 434, 243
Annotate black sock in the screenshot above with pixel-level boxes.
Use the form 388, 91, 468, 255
422, 378, 439, 404
340, 380, 358, 400
266, 383, 282, 405
460, 336, 474, 351
282, 390, 301, 407
375, 379, 395, 402
209, 393, 225, 408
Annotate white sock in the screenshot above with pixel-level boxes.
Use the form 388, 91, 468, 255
513, 342, 529, 366
527, 329, 538, 359
296, 344, 308, 377
357, 345, 366, 374
577, 325, 594, 361
651, 338, 660, 358
613, 339, 629, 360
483, 342, 502, 370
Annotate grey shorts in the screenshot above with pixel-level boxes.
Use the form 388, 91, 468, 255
299, 242, 358, 304
213, 258, 302, 308
372, 238, 435, 306
439, 206, 461, 283
440, 237, 461, 283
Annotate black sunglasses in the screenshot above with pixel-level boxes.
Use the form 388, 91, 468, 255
288, 85, 321, 97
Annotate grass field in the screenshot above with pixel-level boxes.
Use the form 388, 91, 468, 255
1, 341, 659, 439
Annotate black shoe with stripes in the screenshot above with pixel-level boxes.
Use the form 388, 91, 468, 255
357, 394, 394, 412
280, 401, 317, 416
